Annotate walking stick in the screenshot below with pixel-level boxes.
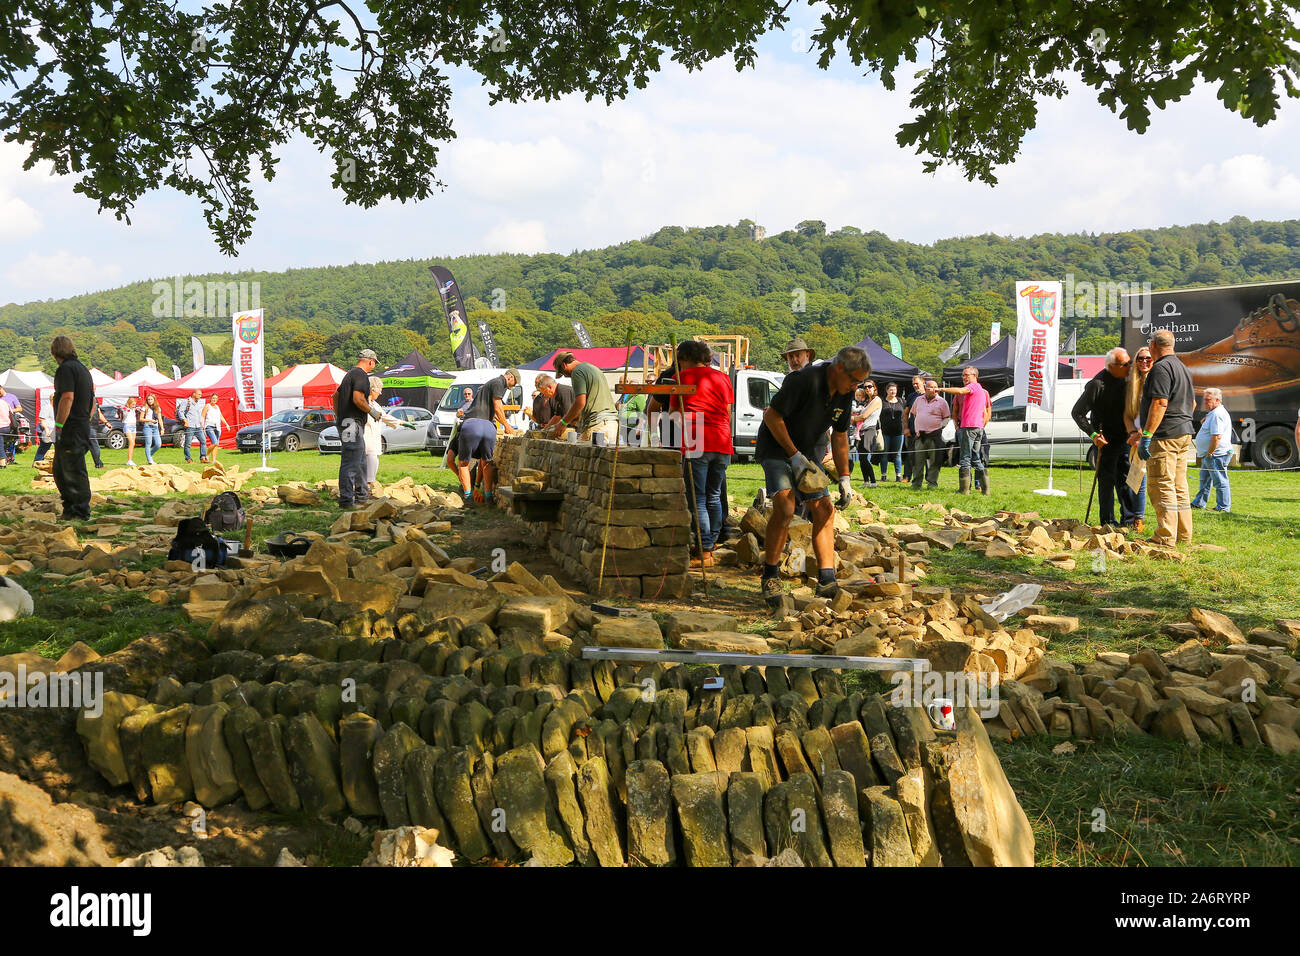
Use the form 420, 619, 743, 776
1084, 444, 1100, 525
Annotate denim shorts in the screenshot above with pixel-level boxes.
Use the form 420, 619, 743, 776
458, 418, 497, 461
760, 456, 829, 502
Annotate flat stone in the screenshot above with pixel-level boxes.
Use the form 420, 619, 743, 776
184, 703, 241, 808
141, 705, 194, 805
893, 767, 941, 866
942, 708, 1036, 866
861, 785, 915, 867
1099, 607, 1159, 620
242, 715, 300, 813
1151, 697, 1201, 750
1189, 607, 1246, 645
1259, 723, 1300, 756
372, 723, 423, 828
763, 774, 832, 867
726, 772, 768, 863
678, 632, 772, 654
593, 616, 663, 649
544, 751, 593, 866
626, 759, 676, 866
493, 745, 573, 866
338, 713, 384, 818
577, 757, 626, 867
1025, 615, 1079, 634
819, 770, 866, 867
76, 691, 144, 787
283, 714, 345, 816
435, 747, 492, 862
671, 772, 731, 867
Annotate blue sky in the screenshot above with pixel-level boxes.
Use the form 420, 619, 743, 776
4, 9, 1300, 304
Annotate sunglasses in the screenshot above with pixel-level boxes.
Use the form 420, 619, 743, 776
1137, 356, 1153, 362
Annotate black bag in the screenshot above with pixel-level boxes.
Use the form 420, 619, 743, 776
168, 517, 229, 568
203, 491, 246, 533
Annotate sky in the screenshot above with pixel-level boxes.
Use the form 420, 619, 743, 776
4, 9, 1300, 305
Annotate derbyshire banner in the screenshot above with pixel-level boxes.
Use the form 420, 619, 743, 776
231, 308, 265, 413
1013, 281, 1061, 413
429, 265, 480, 370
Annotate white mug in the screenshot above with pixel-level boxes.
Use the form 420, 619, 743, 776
927, 698, 956, 731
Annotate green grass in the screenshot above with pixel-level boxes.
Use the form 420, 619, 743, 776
2, 449, 1298, 866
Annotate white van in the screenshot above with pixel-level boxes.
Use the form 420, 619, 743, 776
424, 367, 544, 455
986, 380, 1091, 463
731, 368, 786, 458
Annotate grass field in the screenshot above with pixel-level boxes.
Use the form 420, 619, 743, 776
1, 446, 1297, 865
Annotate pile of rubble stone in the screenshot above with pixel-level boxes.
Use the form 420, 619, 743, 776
991, 614, 1300, 754
31, 461, 257, 497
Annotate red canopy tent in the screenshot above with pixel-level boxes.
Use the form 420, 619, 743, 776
264, 363, 344, 413
139, 365, 262, 449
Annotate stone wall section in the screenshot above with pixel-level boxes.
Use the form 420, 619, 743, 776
496, 435, 691, 598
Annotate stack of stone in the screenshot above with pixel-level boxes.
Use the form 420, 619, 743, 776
496, 435, 691, 599
989, 616, 1300, 755
76, 584, 1035, 866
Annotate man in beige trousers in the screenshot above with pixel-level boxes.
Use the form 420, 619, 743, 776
1135, 329, 1196, 545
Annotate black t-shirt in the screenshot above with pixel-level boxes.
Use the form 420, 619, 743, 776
1140, 355, 1195, 439
53, 357, 94, 429
755, 361, 853, 460
532, 383, 573, 424
335, 366, 371, 425
467, 375, 507, 422
879, 398, 906, 436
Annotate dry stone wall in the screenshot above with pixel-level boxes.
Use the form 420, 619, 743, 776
495, 435, 691, 599
75, 590, 1036, 866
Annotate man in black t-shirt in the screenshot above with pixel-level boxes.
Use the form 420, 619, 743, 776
1137, 329, 1196, 545
755, 347, 871, 608
50, 335, 95, 521
335, 348, 381, 508
456, 368, 520, 504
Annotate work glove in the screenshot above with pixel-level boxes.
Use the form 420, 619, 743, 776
838, 476, 853, 508
1137, 435, 1152, 461
788, 451, 813, 480
368, 405, 382, 422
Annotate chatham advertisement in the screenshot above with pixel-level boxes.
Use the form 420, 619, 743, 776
1122, 280, 1300, 466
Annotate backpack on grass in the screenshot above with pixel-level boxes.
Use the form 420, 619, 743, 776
203, 491, 245, 533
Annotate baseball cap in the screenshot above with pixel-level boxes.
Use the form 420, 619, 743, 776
358, 349, 379, 362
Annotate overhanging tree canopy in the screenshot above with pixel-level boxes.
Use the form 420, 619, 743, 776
4, 1, 1298, 253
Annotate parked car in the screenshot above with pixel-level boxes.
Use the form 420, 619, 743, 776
318, 406, 433, 454
94, 404, 184, 450
234, 408, 336, 452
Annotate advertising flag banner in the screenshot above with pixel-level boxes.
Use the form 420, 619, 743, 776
572, 321, 594, 349
231, 308, 266, 413
1014, 281, 1062, 413
191, 336, 206, 372
476, 319, 500, 367
429, 265, 480, 370
171, 364, 181, 379
938, 330, 970, 363
990, 321, 1001, 345
887, 333, 902, 358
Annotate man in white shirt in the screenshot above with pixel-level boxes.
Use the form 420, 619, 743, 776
177, 389, 208, 462
1190, 387, 1232, 513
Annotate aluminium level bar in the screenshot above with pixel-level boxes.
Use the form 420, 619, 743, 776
581, 647, 929, 672
613, 383, 697, 395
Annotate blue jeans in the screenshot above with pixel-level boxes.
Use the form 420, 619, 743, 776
689, 451, 729, 551
205, 426, 220, 450
141, 424, 161, 464
958, 427, 985, 469
184, 426, 207, 461
882, 433, 904, 477
1192, 454, 1231, 512
338, 419, 368, 505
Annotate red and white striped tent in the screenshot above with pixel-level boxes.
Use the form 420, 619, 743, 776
264, 363, 345, 414
138, 365, 257, 449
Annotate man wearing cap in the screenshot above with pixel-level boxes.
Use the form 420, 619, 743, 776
782, 337, 815, 373
1136, 329, 1196, 545
335, 349, 381, 509
456, 367, 520, 504
549, 352, 619, 444
756, 346, 872, 608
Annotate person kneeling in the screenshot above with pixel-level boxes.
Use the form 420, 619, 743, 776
754, 347, 870, 609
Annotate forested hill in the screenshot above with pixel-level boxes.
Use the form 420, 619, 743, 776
4, 216, 1300, 377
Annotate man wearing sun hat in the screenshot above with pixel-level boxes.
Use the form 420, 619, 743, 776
781, 337, 816, 372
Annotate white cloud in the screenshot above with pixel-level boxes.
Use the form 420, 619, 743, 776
445, 136, 584, 201
0, 194, 41, 241
481, 219, 547, 253
3, 251, 122, 297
